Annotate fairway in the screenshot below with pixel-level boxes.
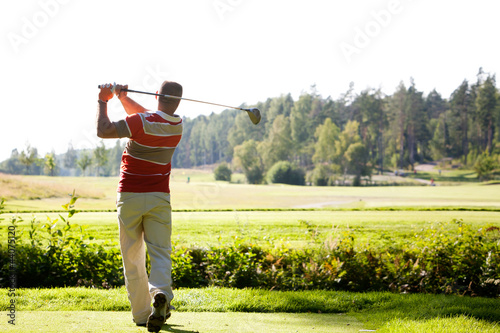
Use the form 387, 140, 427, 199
2, 173, 500, 212
3, 210, 500, 248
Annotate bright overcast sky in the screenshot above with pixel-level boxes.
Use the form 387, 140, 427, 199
1, 0, 499, 161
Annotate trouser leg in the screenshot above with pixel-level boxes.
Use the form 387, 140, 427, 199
143, 193, 174, 303
117, 192, 151, 323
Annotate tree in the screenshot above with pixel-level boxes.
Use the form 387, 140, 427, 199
335, 82, 356, 129
476, 74, 497, 153
0, 149, 23, 174
214, 163, 232, 182
77, 151, 92, 176
387, 82, 408, 170
344, 142, 370, 186
290, 93, 315, 166
335, 120, 362, 182
188, 116, 208, 166
44, 152, 57, 176
406, 79, 428, 168
258, 115, 293, 170
309, 164, 332, 186
64, 143, 77, 169
265, 94, 294, 133
227, 108, 266, 154
473, 152, 498, 181
267, 161, 305, 185
429, 115, 447, 161
233, 140, 264, 184
352, 89, 386, 172
313, 118, 340, 164
93, 141, 109, 176
449, 80, 471, 162
19, 144, 38, 175
172, 116, 194, 168
425, 89, 448, 120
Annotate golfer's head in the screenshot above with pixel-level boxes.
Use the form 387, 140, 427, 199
158, 81, 182, 112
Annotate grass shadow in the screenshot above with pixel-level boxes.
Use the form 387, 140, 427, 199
164, 323, 199, 333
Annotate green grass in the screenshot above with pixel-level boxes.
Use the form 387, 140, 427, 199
1, 288, 499, 332
407, 169, 480, 184
3, 210, 500, 249
0, 311, 364, 333
380, 315, 499, 333
1, 172, 499, 332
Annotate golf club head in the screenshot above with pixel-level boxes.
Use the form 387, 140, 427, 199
246, 108, 261, 125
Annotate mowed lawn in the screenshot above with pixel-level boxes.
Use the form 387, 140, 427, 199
1, 287, 499, 332
2, 172, 500, 248
4, 210, 500, 248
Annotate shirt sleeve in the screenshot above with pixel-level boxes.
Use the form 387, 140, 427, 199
114, 119, 131, 138
124, 113, 144, 139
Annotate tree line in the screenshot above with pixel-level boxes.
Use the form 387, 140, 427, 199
2, 68, 499, 183
0, 141, 125, 177
172, 68, 500, 184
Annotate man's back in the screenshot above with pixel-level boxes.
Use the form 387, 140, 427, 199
116, 110, 183, 193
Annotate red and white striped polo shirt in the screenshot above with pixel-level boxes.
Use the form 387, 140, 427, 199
115, 111, 183, 193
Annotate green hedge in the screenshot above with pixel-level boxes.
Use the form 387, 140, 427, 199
1, 217, 499, 297
170, 221, 500, 297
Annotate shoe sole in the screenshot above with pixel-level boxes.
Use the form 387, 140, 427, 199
147, 293, 168, 333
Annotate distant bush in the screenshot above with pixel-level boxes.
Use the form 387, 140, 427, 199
267, 161, 305, 185
214, 163, 232, 182
308, 164, 331, 186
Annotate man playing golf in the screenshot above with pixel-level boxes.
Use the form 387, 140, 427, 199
97, 81, 183, 332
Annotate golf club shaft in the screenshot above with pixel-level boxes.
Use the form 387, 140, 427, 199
98, 84, 261, 124
124, 88, 251, 112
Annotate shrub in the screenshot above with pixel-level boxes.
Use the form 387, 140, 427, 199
173, 220, 500, 296
214, 163, 232, 181
474, 152, 498, 181
267, 161, 305, 185
0, 193, 123, 289
309, 164, 329, 186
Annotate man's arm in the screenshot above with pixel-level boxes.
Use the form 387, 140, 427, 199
96, 100, 119, 138
115, 84, 148, 115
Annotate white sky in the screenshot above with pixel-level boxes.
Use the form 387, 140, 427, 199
1, 0, 499, 162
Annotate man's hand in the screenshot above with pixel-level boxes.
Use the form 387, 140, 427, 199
114, 84, 129, 100
99, 83, 114, 102
115, 84, 148, 115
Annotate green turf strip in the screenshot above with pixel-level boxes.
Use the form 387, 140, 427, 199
0, 311, 365, 333
1, 288, 499, 332
4, 207, 500, 214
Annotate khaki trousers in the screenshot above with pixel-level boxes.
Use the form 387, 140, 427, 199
116, 192, 173, 323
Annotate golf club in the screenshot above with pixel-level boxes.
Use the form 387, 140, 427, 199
98, 84, 261, 125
